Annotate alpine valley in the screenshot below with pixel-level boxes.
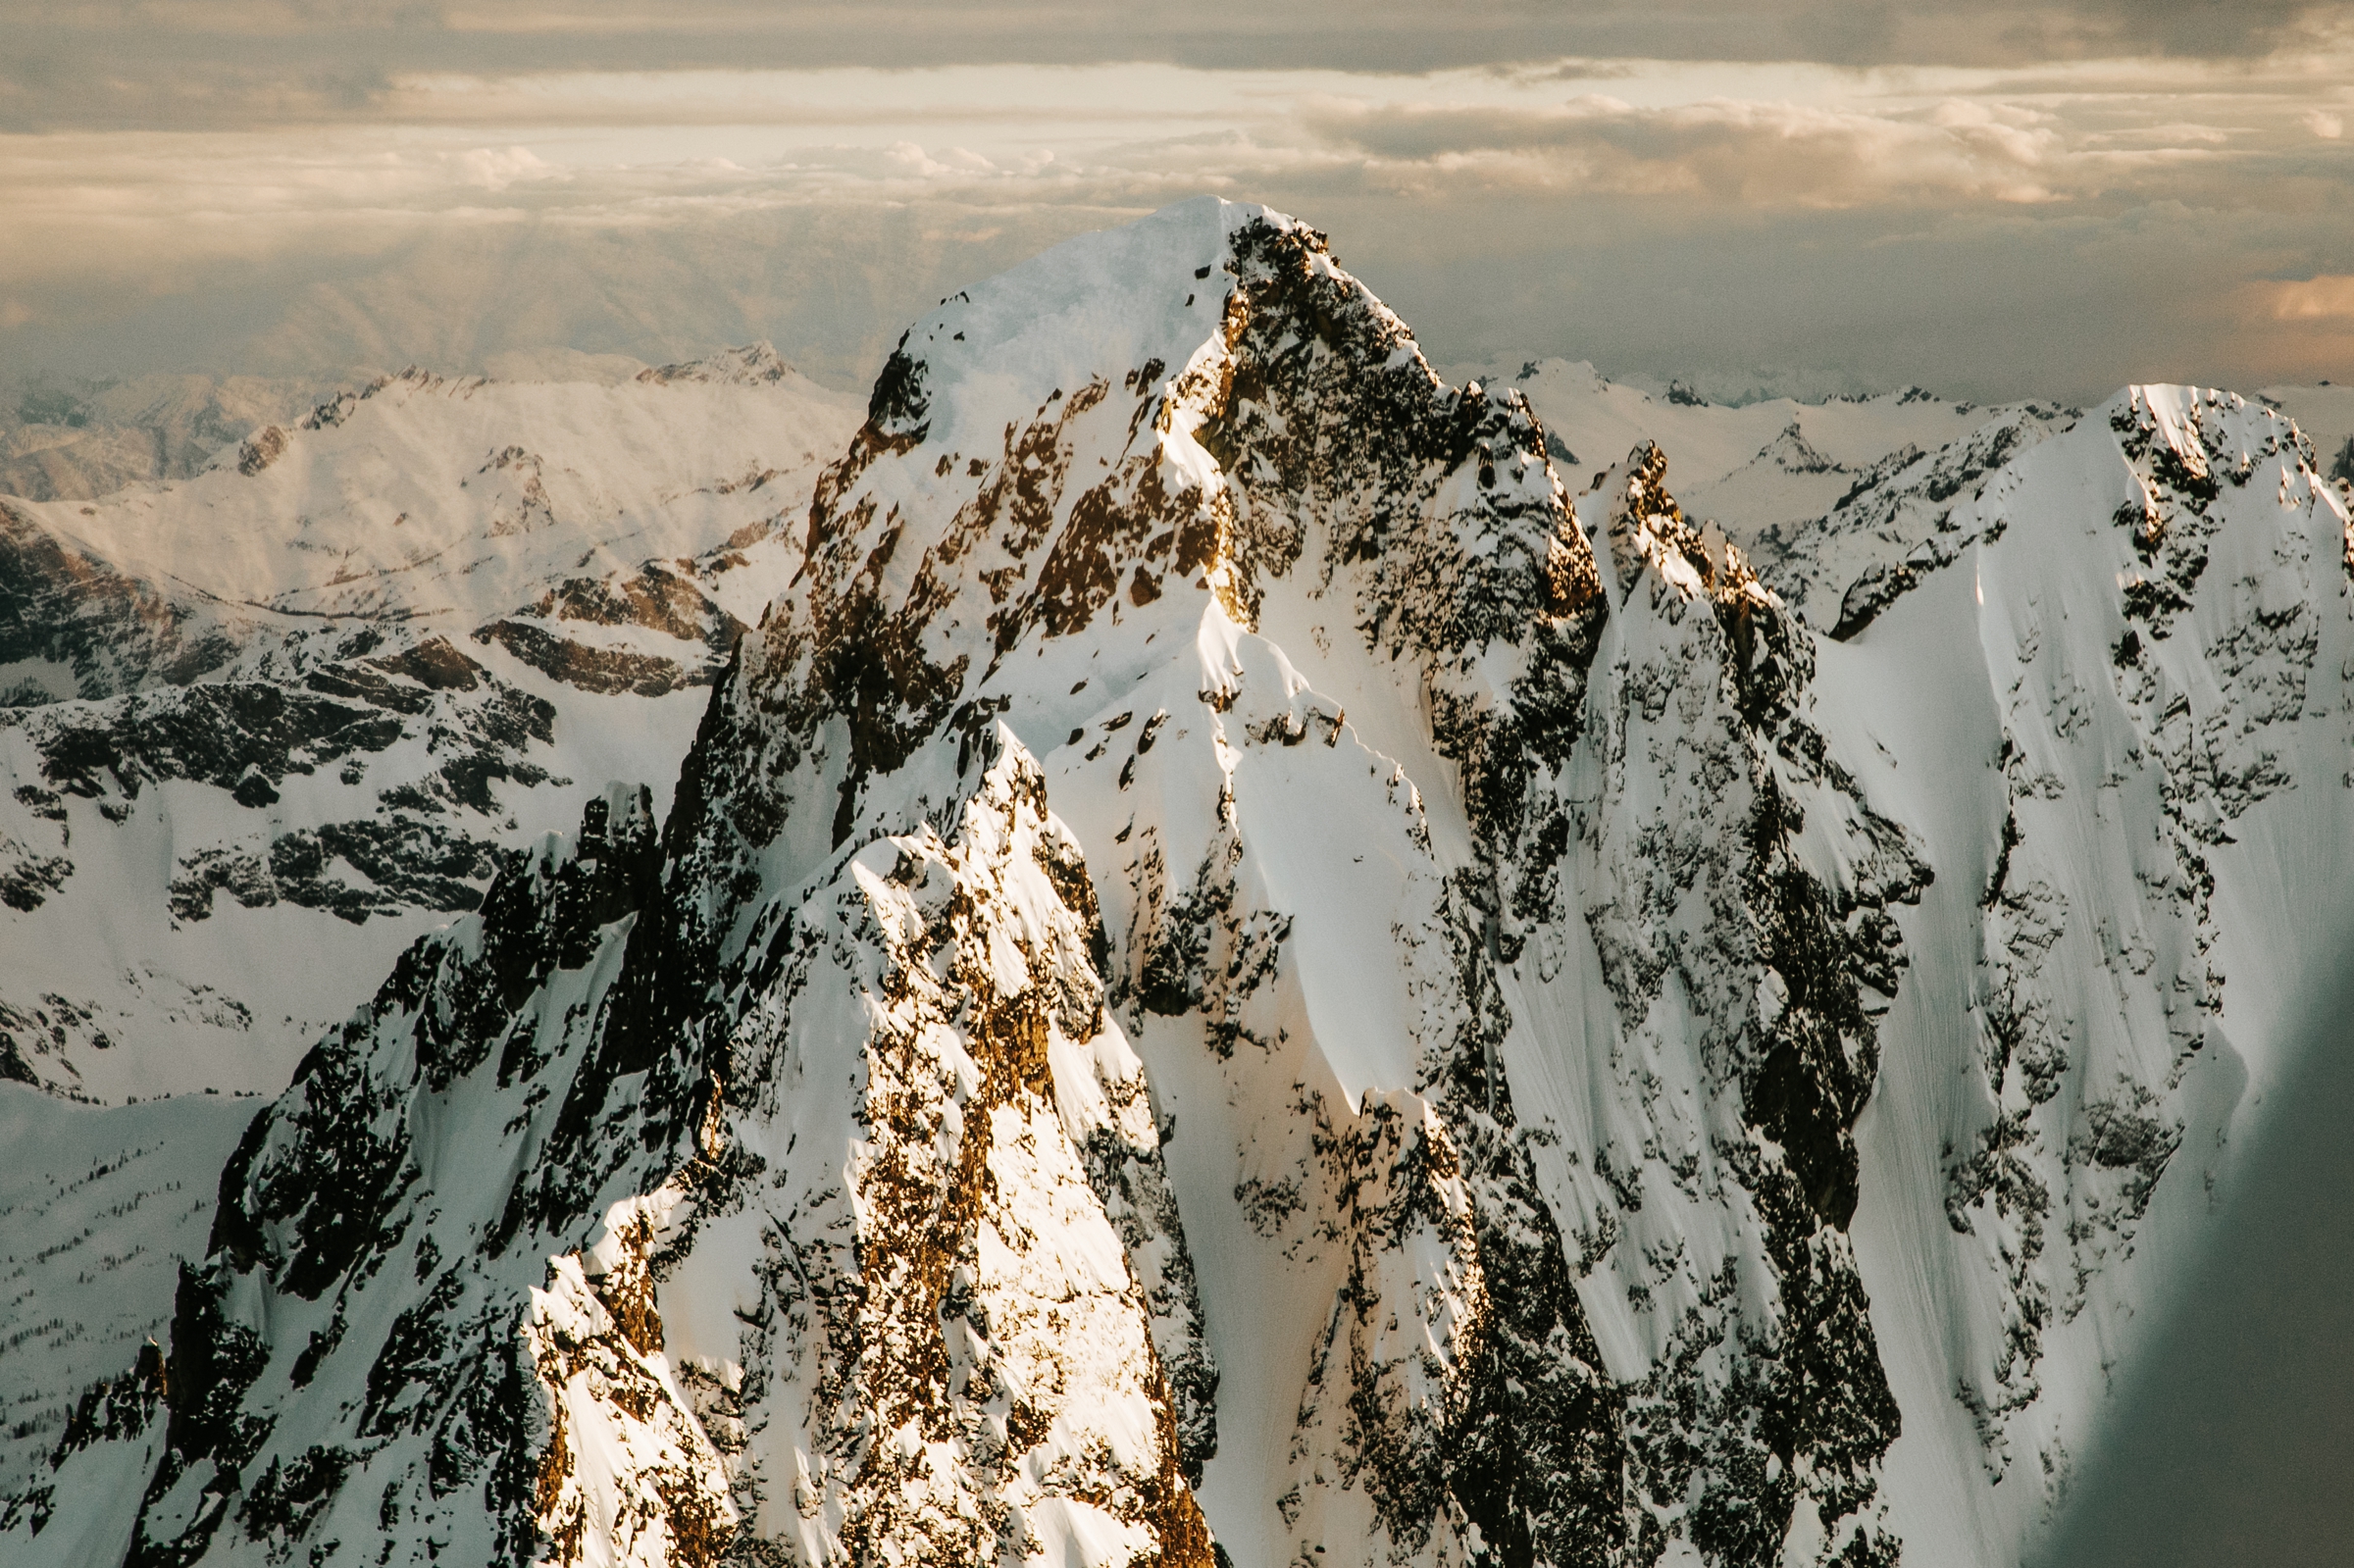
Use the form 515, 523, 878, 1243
4, 199, 2350, 1568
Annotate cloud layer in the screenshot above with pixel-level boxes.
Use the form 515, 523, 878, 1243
5, 2, 2350, 132
3, 20, 2350, 401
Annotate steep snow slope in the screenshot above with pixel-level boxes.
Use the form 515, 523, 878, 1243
1819, 385, 2354, 1565
0, 1087, 260, 1550
0, 348, 862, 1101
4, 203, 2348, 1568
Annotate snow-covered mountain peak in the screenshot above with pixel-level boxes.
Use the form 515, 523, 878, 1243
0, 354, 862, 1104
741, 197, 1600, 870
864, 197, 1295, 456
11, 204, 2354, 1568
1773, 381, 2337, 644
73, 200, 1944, 1568
1755, 419, 1842, 478
1495, 358, 2065, 548
138, 359, 847, 627
1584, 438, 1770, 612
634, 340, 799, 387
2109, 381, 2319, 508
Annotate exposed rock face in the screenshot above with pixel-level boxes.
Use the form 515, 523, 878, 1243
117, 785, 669, 1568
6, 202, 2353, 1568
0, 500, 253, 704
692, 735, 1216, 1564
1563, 441, 1931, 1565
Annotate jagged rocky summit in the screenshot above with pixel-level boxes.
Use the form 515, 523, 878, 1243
4, 198, 2352, 1568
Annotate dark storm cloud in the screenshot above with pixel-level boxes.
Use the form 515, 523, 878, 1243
2, 1, 2347, 130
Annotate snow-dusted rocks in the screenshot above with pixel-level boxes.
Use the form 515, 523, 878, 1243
101, 784, 669, 1568
7, 200, 2354, 1568
1822, 383, 2354, 1565
1767, 405, 2074, 636
1495, 359, 2070, 594
688, 733, 1214, 1565
0, 352, 862, 1102
1552, 437, 1936, 1564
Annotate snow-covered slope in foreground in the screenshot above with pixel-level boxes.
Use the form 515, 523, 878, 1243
0, 1087, 259, 1555
0, 347, 862, 1101
5, 201, 2350, 1568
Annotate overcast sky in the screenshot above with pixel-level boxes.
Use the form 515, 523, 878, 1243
3, 3, 2351, 402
